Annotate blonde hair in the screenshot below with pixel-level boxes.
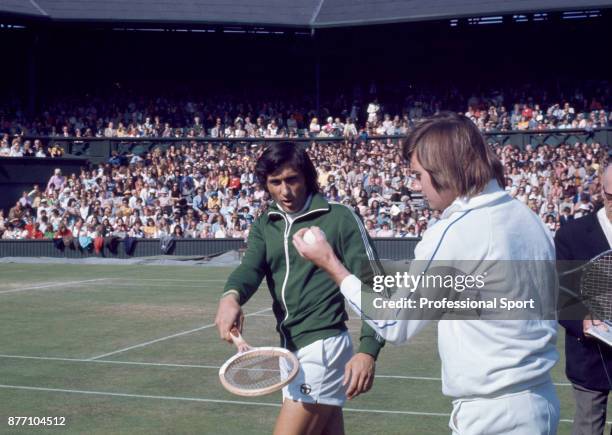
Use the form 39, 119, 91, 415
403, 112, 504, 197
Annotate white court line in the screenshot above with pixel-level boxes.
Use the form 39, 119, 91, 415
110, 277, 227, 283
0, 354, 572, 386
377, 374, 443, 381
106, 278, 268, 288
0, 384, 280, 409
105, 283, 227, 288
0, 383, 607, 424
0, 354, 241, 371
86, 307, 272, 361
0, 384, 446, 417
0, 278, 108, 295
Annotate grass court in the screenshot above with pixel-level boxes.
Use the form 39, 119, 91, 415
0, 263, 610, 434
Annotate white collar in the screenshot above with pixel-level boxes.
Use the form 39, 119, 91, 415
278, 194, 313, 218
441, 179, 508, 219
596, 208, 612, 249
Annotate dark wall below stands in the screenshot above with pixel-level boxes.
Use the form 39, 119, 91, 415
0, 157, 88, 214
0, 238, 419, 261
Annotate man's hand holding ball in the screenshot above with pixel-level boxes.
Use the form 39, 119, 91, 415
303, 228, 326, 245
293, 226, 328, 263
293, 226, 351, 289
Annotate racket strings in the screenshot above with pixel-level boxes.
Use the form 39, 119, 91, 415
582, 255, 612, 320
224, 352, 295, 391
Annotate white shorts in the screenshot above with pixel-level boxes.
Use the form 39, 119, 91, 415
280, 331, 353, 407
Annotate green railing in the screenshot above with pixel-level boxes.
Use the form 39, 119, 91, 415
22, 128, 611, 164
0, 238, 419, 261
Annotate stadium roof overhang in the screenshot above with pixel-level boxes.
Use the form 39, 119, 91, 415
1, 0, 611, 29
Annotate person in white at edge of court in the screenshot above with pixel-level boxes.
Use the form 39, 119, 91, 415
293, 112, 560, 435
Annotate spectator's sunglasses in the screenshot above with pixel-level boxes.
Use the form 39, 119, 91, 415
604, 188, 612, 201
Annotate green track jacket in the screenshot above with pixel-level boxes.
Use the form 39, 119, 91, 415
223, 193, 385, 358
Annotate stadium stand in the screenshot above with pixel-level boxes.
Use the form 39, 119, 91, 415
0, 112, 608, 244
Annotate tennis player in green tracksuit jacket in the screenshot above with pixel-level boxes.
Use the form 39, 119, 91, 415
215, 141, 384, 435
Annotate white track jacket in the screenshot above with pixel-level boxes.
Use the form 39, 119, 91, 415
341, 180, 559, 398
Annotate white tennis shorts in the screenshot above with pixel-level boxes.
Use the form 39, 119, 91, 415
280, 331, 353, 407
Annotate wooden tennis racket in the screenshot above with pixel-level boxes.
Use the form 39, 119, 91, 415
219, 330, 300, 397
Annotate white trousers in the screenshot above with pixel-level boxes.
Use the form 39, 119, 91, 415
449, 381, 560, 435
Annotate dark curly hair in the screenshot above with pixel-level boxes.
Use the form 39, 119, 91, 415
255, 142, 319, 194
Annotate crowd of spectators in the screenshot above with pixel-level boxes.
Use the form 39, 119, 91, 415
1, 84, 609, 246
1, 82, 610, 145
0, 132, 608, 246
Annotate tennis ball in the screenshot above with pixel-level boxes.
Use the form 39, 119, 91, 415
303, 228, 325, 245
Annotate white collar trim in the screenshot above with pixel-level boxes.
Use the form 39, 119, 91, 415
596, 207, 612, 249
441, 179, 507, 219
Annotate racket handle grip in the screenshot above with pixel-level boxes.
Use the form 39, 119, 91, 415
230, 329, 250, 353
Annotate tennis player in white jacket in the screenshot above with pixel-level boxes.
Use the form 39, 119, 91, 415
293, 112, 560, 435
